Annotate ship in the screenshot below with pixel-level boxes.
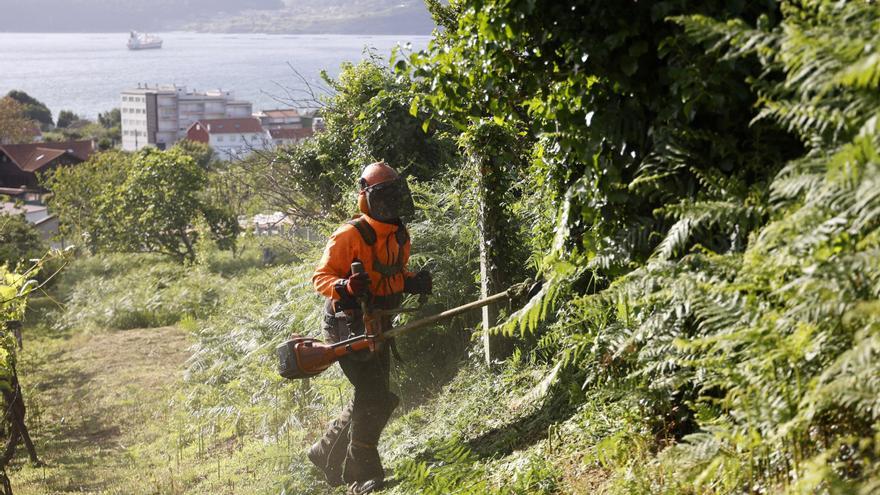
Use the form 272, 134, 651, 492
127, 31, 163, 50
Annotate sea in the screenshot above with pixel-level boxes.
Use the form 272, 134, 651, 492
0, 32, 429, 119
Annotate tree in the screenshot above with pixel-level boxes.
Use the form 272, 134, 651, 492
0, 97, 36, 145
172, 139, 215, 170
461, 120, 527, 363
97, 108, 120, 129
43, 150, 129, 253
46, 148, 239, 261
5, 90, 53, 129
244, 59, 457, 224
0, 214, 45, 270
55, 110, 80, 129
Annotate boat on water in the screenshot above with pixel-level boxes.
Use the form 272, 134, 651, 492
127, 31, 163, 50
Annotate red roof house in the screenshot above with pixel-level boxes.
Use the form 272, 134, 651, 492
0, 140, 95, 189
269, 127, 314, 146
186, 118, 271, 158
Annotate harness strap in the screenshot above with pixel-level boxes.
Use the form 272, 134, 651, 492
346, 218, 377, 246
346, 217, 408, 279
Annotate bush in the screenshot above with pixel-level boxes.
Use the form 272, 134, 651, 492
0, 213, 45, 269
46, 148, 239, 262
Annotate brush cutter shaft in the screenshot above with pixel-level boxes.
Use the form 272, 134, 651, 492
277, 290, 511, 380
385, 290, 509, 339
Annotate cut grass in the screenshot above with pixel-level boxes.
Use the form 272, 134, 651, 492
12, 320, 190, 494
9, 306, 333, 495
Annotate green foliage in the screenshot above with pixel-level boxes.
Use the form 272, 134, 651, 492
55, 109, 80, 129
246, 58, 458, 224
97, 107, 120, 129
5, 90, 53, 128
16, 1, 880, 493
54, 253, 229, 331
0, 213, 45, 270
44, 149, 128, 251
0, 252, 58, 488
46, 148, 239, 262
386, 0, 880, 493
172, 139, 216, 170
484, 1, 880, 493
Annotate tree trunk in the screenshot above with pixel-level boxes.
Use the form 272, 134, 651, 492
466, 121, 519, 365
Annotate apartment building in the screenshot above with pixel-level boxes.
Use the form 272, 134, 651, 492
121, 85, 253, 151
254, 109, 302, 130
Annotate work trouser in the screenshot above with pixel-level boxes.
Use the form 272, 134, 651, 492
315, 297, 400, 484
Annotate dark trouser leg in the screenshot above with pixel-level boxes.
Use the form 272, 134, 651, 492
308, 403, 352, 487
308, 302, 356, 486
340, 349, 399, 485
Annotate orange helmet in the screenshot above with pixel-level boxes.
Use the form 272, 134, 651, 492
359, 161, 399, 189
357, 161, 415, 221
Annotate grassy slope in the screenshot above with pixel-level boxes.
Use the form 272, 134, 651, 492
12, 315, 190, 493
7, 247, 616, 494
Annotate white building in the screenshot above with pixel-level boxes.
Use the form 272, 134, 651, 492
185, 118, 271, 159
120, 85, 253, 151
254, 109, 303, 130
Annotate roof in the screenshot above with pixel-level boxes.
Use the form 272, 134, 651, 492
191, 118, 265, 135
33, 214, 57, 227
261, 109, 300, 118
0, 187, 28, 196
269, 128, 314, 140
1, 202, 48, 216
0, 140, 94, 172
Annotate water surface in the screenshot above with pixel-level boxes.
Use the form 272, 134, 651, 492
0, 32, 428, 118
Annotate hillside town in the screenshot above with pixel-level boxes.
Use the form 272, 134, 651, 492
120, 84, 320, 155
0, 85, 320, 242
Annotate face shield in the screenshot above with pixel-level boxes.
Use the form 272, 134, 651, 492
364, 177, 415, 222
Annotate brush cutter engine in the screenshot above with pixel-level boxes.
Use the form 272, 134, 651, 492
277, 335, 336, 379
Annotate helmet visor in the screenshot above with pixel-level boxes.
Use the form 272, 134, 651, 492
365, 177, 415, 221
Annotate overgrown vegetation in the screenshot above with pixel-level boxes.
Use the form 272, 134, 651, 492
385, 0, 880, 493
5, 1, 880, 494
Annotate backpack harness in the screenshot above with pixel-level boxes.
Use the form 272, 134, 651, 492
346, 217, 409, 283
346, 217, 409, 363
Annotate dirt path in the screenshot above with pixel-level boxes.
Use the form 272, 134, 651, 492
11, 325, 190, 495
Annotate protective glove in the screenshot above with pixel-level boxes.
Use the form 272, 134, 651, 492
404, 270, 433, 295
344, 271, 371, 297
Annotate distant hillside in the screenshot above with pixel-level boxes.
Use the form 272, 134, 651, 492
0, 0, 434, 34
183, 2, 435, 35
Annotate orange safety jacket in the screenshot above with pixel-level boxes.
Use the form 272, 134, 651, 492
312, 214, 413, 303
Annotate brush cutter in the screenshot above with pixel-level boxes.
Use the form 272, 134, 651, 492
277, 262, 532, 380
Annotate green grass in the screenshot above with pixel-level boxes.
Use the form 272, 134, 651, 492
6, 244, 631, 495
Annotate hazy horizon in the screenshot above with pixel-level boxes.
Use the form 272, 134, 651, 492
0, 0, 435, 35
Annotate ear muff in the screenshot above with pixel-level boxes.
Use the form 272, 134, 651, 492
358, 193, 370, 215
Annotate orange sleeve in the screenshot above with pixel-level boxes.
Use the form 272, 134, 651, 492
312, 226, 358, 300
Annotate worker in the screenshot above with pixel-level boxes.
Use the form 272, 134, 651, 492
308, 161, 432, 494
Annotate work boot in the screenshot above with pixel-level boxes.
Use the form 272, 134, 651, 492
308, 404, 352, 487
347, 478, 384, 495
342, 441, 384, 486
